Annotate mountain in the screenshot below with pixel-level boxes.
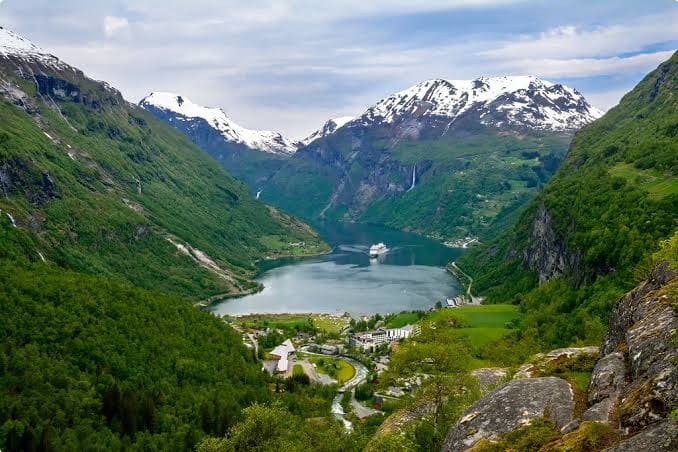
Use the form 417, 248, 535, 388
139, 92, 299, 188
140, 92, 297, 155
0, 27, 327, 301
358, 76, 602, 132
260, 76, 602, 241
458, 51, 678, 346
300, 116, 355, 146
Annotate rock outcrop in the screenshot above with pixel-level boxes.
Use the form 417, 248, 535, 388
522, 203, 580, 284
443, 261, 677, 451
603, 418, 678, 451
443, 377, 575, 451
598, 260, 677, 433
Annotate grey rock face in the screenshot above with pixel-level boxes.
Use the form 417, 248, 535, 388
522, 203, 580, 284
443, 377, 574, 451
581, 397, 616, 423
588, 352, 626, 405
603, 418, 678, 452
603, 261, 676, 355
600, 261, 677, 433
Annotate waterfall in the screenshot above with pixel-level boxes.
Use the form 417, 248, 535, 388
407, 164, 416, 192
256, 190, 262, 200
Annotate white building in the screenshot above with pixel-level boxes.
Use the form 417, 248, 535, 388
386, 324, 421, 340
269, 339, 296, 373
349, 324, 421, 350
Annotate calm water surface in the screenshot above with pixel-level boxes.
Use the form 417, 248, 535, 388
209, 222, 464, 317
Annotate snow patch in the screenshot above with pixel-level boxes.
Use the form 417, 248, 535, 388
140, 92, 297, 155
360, 76, 602, 132
301, 116, 355, 146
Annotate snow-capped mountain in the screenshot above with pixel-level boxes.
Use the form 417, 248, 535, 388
300, 116, 354, 146
0, 26, 66, 70
139, 92, 297, 155
359, 76, 603, 132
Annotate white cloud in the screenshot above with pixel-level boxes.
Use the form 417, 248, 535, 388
103, 16, 129, 37
481, 12, 678, 61
493, 50, 675, 79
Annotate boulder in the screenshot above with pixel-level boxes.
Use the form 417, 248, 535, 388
443, 377, 574, 451
581, 397, 616, 424
588, 352, 625, 404
603, 418, 678, 452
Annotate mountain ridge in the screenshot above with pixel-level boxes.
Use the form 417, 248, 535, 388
0, 26, 328, 300
139, 91, 298, 155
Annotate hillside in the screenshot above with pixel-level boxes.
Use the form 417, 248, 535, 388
259, 76, 600, 241
0, 27, 327, 301
0, 259, 269, 450
458, 50, 678, 347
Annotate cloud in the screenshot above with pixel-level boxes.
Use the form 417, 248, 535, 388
2, 0, 676, 137
103, 16, 129, 37
492, 50, 675, 79
480, 12, 678, 61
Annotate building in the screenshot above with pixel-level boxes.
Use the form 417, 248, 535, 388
386, 324, 421, 340
269, 339, 296, 373
349, 324, 420, 351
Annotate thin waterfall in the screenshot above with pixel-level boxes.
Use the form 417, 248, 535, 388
407, 164, 416, 192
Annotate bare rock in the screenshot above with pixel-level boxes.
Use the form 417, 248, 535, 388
582, 397, 616, 424
589, 352, 626, 404
603, 418, 678, 452
599, 261, 677, 434
471, 367, 508, 391
443, 377, 574, 451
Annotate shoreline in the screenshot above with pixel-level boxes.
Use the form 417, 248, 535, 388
196, 247, 334, 309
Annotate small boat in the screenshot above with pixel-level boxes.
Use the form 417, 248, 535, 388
369, 243, 388, 258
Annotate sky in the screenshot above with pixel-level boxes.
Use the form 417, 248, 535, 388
1, 0, 677, 139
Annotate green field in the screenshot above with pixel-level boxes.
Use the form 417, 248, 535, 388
384, 311, 422, 328
232, 313, 348, 335
609, 163, 678, 200
426, 304, 522, 349
308, 356, 356, 384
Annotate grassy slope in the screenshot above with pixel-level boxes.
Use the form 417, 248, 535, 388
0, 60, 327, 300
458, 51, 678, 347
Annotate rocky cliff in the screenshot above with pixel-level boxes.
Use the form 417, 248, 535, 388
443, 260, 678, 451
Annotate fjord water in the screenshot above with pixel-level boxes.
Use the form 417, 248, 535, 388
209, 222, 464, 316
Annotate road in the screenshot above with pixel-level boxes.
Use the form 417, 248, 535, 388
450, 261, 482, 305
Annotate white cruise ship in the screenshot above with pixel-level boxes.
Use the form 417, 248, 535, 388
369, 243, 388, 258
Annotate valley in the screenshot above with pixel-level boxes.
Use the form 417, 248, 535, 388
0, 5, 676, 451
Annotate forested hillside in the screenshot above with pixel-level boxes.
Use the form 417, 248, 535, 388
0, 38, 327, 300
459, 51, 678, 347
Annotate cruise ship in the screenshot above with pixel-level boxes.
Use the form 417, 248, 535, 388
369, 243, 388, 258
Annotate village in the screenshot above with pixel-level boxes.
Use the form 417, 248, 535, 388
224, 311, 426, 423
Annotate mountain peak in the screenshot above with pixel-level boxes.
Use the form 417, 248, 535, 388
361, 75, 603, 132
0, 26, 64, 69
301, 116, 355, 146
140, 92, 297, 155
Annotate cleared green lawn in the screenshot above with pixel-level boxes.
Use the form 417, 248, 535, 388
426, 304, 522, 350
312, 314, 350, 334
384, 311, 422, 328
232, 313, 347, 334
308, 357, 356, 384
427, 304, 520, 328
609, 163, 678, 200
